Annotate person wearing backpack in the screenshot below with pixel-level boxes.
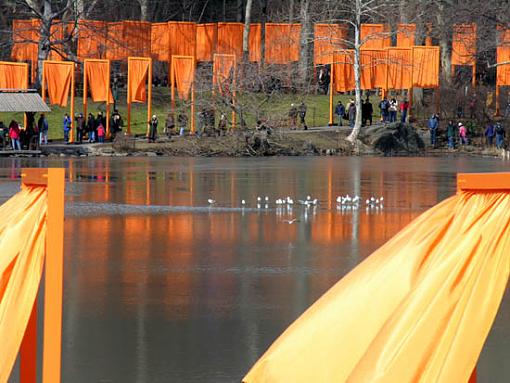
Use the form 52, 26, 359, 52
495, 122, 505, 149
379, 97, 389, 122
485, 123, 495, 147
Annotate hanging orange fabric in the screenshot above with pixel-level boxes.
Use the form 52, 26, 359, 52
314, 24, 347, 65
0, 62, 29, 89
168, 22, 197, 58
452, 24, 477, 66
497, 29, 510, 86
265, 23, 302, 64
333, 51, 354, 92
244, 189, 510, 383
151, 23, 169, 61
84, 60, 113, 103
77, 20, 107, 60
123, 21, 151, 58
217, 23, 243, 60
359, 49, 387, 90
0, 187, 48, 383
196, 23, 217, 62
128, 58, 150, 103
43, 61, 73, 107
106, 22, 126, 61
386, 47, 412, 90
11, 19, 39, 64
171, 56, 194, 100
413, 46, 440, 88
396, 24, 416, 47
49, 21, 68, 61
213, 54, 235, 95
360, 24, 390, 49
249, 23, 262, 62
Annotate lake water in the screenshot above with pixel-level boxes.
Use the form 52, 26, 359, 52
1, 156, 509, 382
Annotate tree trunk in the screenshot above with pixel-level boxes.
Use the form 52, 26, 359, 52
139, 0, 149, 21
289, 0, 294, 23
37, 0, 52, 87
236, 0, 244, 22
413, 1, 425, 115
437, 0, 451, 85
242, 0, 253, 62
222, 0, 226, 21
347, 0, 363, 143
298, 0, 311, 89
260, 0, 267, 67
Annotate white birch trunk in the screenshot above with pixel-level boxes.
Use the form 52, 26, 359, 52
347, 0, 363, 143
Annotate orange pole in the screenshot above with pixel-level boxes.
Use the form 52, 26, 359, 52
127, 58, 132, 135
329, 57, 334, 126
232, 56, 236, 129
42, 168, 65, 383
496, 85, 500, 116
191, 59, 195, 134
147, 58, 152, 138
41, 61, 46, 102
83, 61, 88, 120
472, 64, 476, 88
170, 57, 175, 114
106, 60, 111, 139
20, 300, 37, 383
69, 64, 75, 143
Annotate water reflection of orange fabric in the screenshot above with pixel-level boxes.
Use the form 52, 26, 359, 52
0, 187, 47, 383
244, 191, 510, 382
0, 62, 28, 89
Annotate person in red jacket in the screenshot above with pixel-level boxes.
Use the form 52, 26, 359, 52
8, 120, 21, 150
400, 99, 409, 123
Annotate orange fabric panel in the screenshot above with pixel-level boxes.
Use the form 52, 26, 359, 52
128, 58, 150, 103
244, 191, 510, 383
0, 187, 48, 383
43, 61, 73, 107
0, 62, 29, 89
314, 24, 348, 65
333, 51, 354, 92
213, 54, 235, 95
168, 22, 197, 58
217, 22, 243, 60
396, 24, 416, 47
265, 23, 301, 64
106, 22, 126, 61
497, 29, 510, 86
196, 23, 217, 62
452, 23, 477, 66
123, 21, 151, 57
78, 20, 107, 60
360, 24, 390, 49
412, 46, 440, 88
11, 19, 39, 63
84, 60, 113, 103
359, 49, 387, 90
172, 56, 194, 100
249, 23, 262, 62
386, 48, 412, 90
151, 23, 169, 61
49, 21, 72, 61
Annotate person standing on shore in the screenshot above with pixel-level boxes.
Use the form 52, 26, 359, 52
63, 113, 71, 143
178, 113, 188, 136
495, 122, 505, 149
485, 122, 495, 147
428, 114, 439, 147
364, 98, 373, 126
447, 120, 456, 149
148, 115, 158, 143
288, 104, 298, 130
458, 122, 467, 145
38, 114, 48, 145
110, 109, 123, 138
97, 122, 105, 143
348, 100, 356, 128
87, 113, 95, 142
75, 113, 84, 144
400, 99, 409, 123
165, 113, 175, 137
299, 102, 308, 130
8, 120, 21, 150
389, 98, 398, 122
334, 101, 345, 127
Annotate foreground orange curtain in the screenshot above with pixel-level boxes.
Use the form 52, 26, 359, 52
171, 56, 194, 100
413, 46, 440, 88
452, 24, 477, 66
151, 23, 170, 62
314, 24, 348, 65
169, 22, 197, 58
333, 51, 354, 92
0, 62, 29, 89
265, 23, 301, 64
396, 24, 416, 47
213, 54, 235, 95
0, 187, 48, 383
196, 23, 217, 62
386, 47, 412, 90
244, 189, 510, 382
123, 21, 151, 57
217, 22, 243, 60
84, 60, 113, 103
77, 20, 107, 60
43, 61, 73, 107
249, 23, 262, 62
128, 57, 150, 103
360, 24, 390, 49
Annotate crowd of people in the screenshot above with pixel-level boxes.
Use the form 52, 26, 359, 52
333, 97, 410, 127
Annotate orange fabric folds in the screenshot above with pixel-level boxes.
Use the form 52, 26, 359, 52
196, 23, 217, 62
11, 19, 39, 63
265, 23, 301, 64
396, 24, 416, 47
360, 24, 390, 49
387, 48, 412, 90
106, 22, 126, 61
171, 56, 194, 100
0, 62, 29, 89
78, 20, 107, 60
49, 21, 73, 61
413, 46, 440, 88
128, 57, 150, 103
124, 21, 151, 57
84, 60, 113, 103
217, 23, 243, 60
359, 49, 387, 90
244, 190, 510, 383
151, 23, 169, 61
314, 24, 347, 65
0, 187, 48, 383
497, 29, 510, 86
333, 51, 354, 92
169, 22, 196, 58
249, 24, 262, 62
213, 54, 235, 95
452, 24, 477, 66
43, 61, 73, 107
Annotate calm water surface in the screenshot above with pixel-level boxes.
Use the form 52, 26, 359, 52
1, 156, 509, 382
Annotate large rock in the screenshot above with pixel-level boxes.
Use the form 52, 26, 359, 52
359, 122, 425, 155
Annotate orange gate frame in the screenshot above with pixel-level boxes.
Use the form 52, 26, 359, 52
18, 168, 65, 383
213, 53, 237, 130
127, 56, 152, 136
170, 55, 195, 133
41, 61, 75, 143
83, 59, 112, 138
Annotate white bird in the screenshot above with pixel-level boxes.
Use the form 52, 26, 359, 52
307, 195, 311, 200
380, 197, 384, 202
283, 218, 299, 224
288, 199, 294, 205
241, 199, 246, 205
353, 196, 360, 202
257, 204, 261, 209
257, 196, 261, 202
275, 199, 281, 205
370, 197, 375, 202
375, 199, 380, 204
336, 196, 342, 203
207, 199, 216, 204
365, 199, 370, 205
265, 204, 269, 209
265, 196, 269, 202
313, 199, 318, 205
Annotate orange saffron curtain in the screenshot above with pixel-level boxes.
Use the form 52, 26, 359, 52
314, 24, 348, 65
244, 190, 510, 383
128, 58, 150, 103
452, 24, 477, 66
196, 23, 217, 62
123, 21, 151, 57
497, 29, 510, 86
396, 24, 416, 47
0, 62, 29, 89
49, 21, 73, 61
43, 61, 73, 107
412, 46, 440, 88
0, 187, 48, 383
265, 23, 301, 64
84, 60, 113, 103
151, 22, 170, 61
213, 54, 235, 95
217, 22, 243, 60
360, 24, 390, 49
11, 19, 39, 64
359, 49, 387, 90
333, 51, 354, 92
106, 22, 126, 61
249, 23, 262, 62
169, 22, 197, 58
77, 20, 107, 60
171, 56, 194, 100
386, 48, 412, 90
